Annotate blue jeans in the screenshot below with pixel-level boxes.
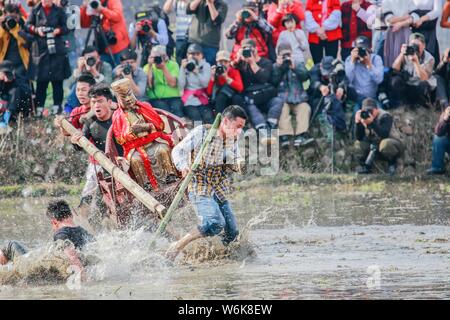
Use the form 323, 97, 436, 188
244, 96, 284, 129
64, 84, 80, 114
199, 45, 218, 66
189, 192, 239, 244
431, 135, 450, 171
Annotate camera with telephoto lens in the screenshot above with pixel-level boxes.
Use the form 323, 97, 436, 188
141, 20, 152, 33
41, 27, 56, 55
154, 56, 163, 65
358, 47, 367, 58
86, 56, 96, 67
241, 10, 250, 20
104, 30, 117, 45
2, 16, 17, 31
281, 53, 292, 69
89, 0, 100, 9
186, 60, 196, 72
242, 48, 252, 58
360, 110, 371, 120
122, 63, 132, 75
405, 44, 419, 56
215, 64, 226, 76
378, 92, 391, 109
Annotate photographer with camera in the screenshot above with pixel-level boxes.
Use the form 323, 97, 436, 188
272, 42, 313, 149
186, 0, 228, 66
112, 49, 147, 100
345, 35, 384, 113
207, 50, 244, 114
26, 0, 71, 115
80, 0, 130, 68
426, 105, 450, 175
389, 32, 436, 108
232, 38, 283, 145
354, 98, 404, 175
226, 1, 273, 61
0, 2, 32, 118
64, 45, 112, 113
178, 43, 213, 125
129, 7, 172, 67
435, 48, 450, 111
308, 56, 347, 132
0, 60, 23, 125
144, 45, 183, 118
163, 0, 193, 64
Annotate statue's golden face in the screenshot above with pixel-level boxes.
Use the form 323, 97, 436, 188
111, 78, 137, 110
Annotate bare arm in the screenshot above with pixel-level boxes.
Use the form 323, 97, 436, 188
206, 0, 219, 21
189, 0, 203, 12
162, 65, 177, 87
163, 0, 175, 14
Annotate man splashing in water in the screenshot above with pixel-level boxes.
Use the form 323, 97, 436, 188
166, 105, 247, 260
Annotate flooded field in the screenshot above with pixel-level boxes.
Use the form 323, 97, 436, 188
0, 177, 449, 299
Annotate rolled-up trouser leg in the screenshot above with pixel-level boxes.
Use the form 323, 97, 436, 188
266, 97, 284, 125
379, 138, 404, 162
245, 101, 266, 129
214, 195, 239, 245
189, 193, 225, 237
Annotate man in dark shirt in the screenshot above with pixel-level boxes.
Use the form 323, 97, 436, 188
187, 0, 228, 66
232, 39, 283, 145
46, 199, 94, 273
426, 105, 450, 175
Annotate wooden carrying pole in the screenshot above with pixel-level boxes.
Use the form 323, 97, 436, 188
151, 113, 222, 246
60, 118, 166, 216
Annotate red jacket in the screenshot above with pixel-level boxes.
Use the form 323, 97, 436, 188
80, 0, 130, 55
268, 1, 305, 46
230, 25, 269, 60
207, 67, 244, 96
69, 105, 90, 130
306, 0, 342, 44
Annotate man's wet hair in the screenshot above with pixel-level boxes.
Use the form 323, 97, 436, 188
82, 45, 98, 56
89, 83, 114, 100
46, 200, 72, 221
222, 105, 248, 121
77, 73, 96, 86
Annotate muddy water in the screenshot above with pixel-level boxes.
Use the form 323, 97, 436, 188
0, 181, 449, 299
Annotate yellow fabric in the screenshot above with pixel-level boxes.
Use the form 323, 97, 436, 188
0, 23, 30, 70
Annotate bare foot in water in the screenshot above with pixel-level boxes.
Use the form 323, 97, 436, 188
165, 242, 180, 261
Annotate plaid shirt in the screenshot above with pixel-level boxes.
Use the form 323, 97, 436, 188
172, 125, 242, 202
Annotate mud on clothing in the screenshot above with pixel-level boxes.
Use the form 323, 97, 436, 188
1, 240, 28, 261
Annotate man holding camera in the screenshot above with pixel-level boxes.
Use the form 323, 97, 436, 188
64, 45, 113, 113
435, 48, 450, 111
426, 105, 450, 175
354, 98, 404, 175
226, 1, 273, 61
186, 0, 228, 66
232, 39, 283, 145
272, 42, 313, 148
27, 0, 72, 115
112, 49, 147, 100
344, 35, 384, 112
145, 45, 184, 118
129, 7, 171, 67
389, 32, 436, 108
0, 3, 32, 119
207, 50, 244, 114
309, 56, 347, 132
80, 0, 130, 68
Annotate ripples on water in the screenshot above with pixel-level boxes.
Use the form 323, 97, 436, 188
0, 182, 449, 299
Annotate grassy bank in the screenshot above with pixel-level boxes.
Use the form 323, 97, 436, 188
1, 173, 449, 199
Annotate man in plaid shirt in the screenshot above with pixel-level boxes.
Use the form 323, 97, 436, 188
166, 105, 248, 260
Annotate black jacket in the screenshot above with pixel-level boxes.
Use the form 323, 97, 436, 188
26, 3, 71, 81
355, 109, 393, 143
